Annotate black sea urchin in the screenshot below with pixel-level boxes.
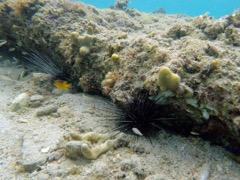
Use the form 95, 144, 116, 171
24, 49, 81, 91
25, 50, 71, 81
113, 92, 196, 142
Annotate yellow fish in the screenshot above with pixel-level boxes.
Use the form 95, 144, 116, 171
53, 80, 72, 91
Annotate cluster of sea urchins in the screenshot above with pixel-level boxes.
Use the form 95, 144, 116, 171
113, 92, 196, 142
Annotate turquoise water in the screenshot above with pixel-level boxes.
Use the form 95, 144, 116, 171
76, 0, 240, 19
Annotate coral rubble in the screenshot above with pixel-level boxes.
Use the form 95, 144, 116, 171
64, 132, 114, 160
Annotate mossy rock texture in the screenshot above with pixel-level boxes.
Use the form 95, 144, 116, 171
0, 0, 240, 149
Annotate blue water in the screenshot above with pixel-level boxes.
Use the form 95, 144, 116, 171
76, 0, 240, 19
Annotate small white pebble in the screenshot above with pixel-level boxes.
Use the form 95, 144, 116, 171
41, 146, 50, 153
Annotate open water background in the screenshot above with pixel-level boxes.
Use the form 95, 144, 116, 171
76, 0, 240, 19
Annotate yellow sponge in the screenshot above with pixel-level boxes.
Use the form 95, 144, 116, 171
158, 66, 180, 91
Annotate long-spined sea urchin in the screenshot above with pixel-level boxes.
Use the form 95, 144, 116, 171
112, 92, 196, 143
24, 50, 75, 91
25, 50, 70, 81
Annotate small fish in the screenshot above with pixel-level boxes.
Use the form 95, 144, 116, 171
132, 127, 143, 136
53, 80, 71, 91
225, 147, 240, 163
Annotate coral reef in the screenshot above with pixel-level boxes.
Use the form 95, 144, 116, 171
157, 66, 180, 92
111, 53, 120, 62
64, 132, 114, 160
8, 0, 46, 17
0, 0, 240, 149
114, 0, 130, 10
203, 22, 224, 39
101, 71, 120, 95
166, 24, 194, 39
70, 31, 96, 56
227, 13, 240, 27
225, 27, 240, 46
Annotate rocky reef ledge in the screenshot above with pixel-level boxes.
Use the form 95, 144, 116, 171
0, 0, 240, 149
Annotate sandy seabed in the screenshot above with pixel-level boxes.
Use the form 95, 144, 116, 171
0, 64, 240, 179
